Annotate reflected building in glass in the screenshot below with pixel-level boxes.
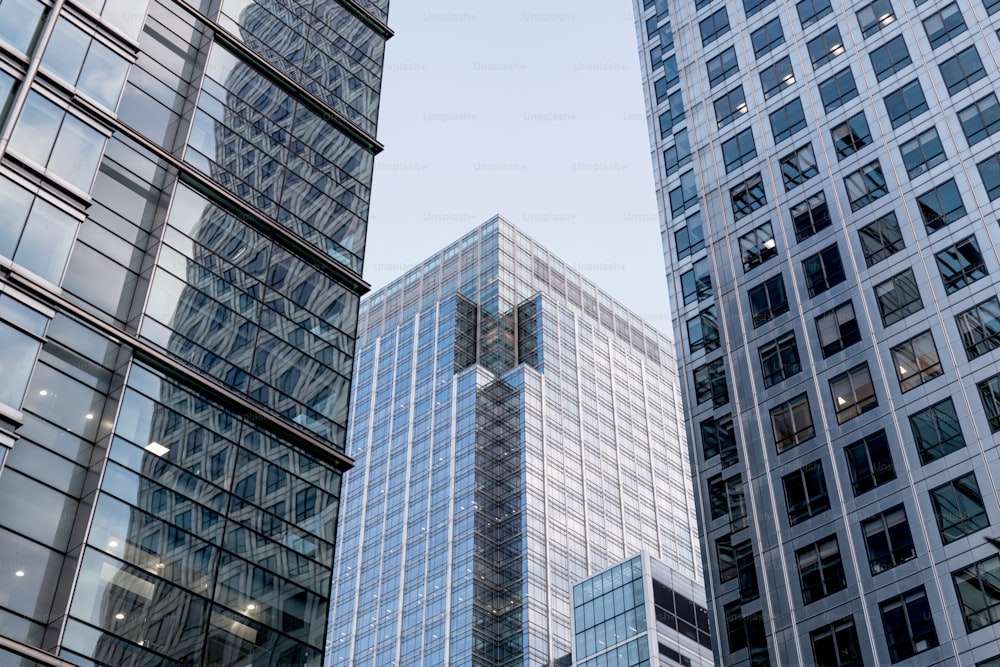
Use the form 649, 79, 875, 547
571, 553, 713, 667
633, 0, 1000, 663
327, 217, 705, 666
0, 0, 389, 665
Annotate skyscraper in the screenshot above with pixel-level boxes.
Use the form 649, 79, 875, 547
633, 0, 1000, 663
0, 1, 388, 665
326, 216, 705, 666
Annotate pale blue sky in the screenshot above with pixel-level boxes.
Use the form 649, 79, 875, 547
364, 0, 672, 331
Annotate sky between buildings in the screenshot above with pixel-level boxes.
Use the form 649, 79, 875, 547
363, 0, 674, 332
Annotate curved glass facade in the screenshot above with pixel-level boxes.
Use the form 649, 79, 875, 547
0, 0, 388, 665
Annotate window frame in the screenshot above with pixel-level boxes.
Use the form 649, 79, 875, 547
739, 222, 778, 272
900, 127, 946, 179
782, 460, 830, 526
802, 244, 846, 297
875, 269, 923, 326
771, 393, 814, 452
829, 363, 877, 423
884, 79, 928, 128
751, 17, 784, 57
858, 212, 904, 267
917, 178, 966, 232
749, 273, 789, 327
818, 67, 859, 112
935, 235, 987, 294
930, 472, 989, 544
844, 160, 888, 212
910, 397, 965, 464
869, 35, 912, 81
796, 535, 847, 605
779, 143, 819, 191
830, 112, 872, 160
815, 300, 861, 358
890, 330, 943, 392
844, 430, 895, 496
862, 505, 916, 575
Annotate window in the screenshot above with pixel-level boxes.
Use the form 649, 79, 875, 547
694, 358, 729, 407
675, 212, 705, 259
875, 269, 922, 326
807, 26, 845, 70
797, 0, 833, 26
700, 8, 730, 45
780, 144, 818, 191
917, 178, 966, 232
831, 112, 872, 159
978, 373, 1000, 432
770, 98, 807, 143
803, 244, 846, 297
910, 398, 965, 463
891, 331, 943, 391
858, 0, 896, 37
0, 295, 48, 409
707, 46, 739, 87
978, 153, 1000, 201
930, 472, 989, 543
845, 430, 895, 496
959, 94, 1000, 146
688, 306, 720, 353
739, 222, 777, 271
680, 256, 712, 304
858, 212, 904, 267
716, 86, 748, 129
749, 273, 789, 327
862, 505, 916, 575
869, 35, 911, 81
771, 393, 814, 452
670, 171, 698, 217
654, 76, 671, 104
722, 129, 757, 173
760, 57, 795, 100
0, 176, 81, 285
718, 536, 759, 601
783, 461, 829, 525
796, 536, 846, 605
701, 414, 738, 465
751, 17, 784, 57
708, 473, 747, 529
818, 68, 858, 112
811, 617, 862, 667
939, 46, 986, 96
923, 2, 966, 48
791, 192, 832, 241
879, 587, 938, 662
40, 17, 130, 112
900, 128, 946, 179
0, 0, 45, 55
725, 603, 768, 664
7, 91, 107, 193
664, 128, 692, 176
760, 332, 801, 387
956, 297, 1000, 360
744, 0, 776, 17
978, 657, 1000, 667
988, 0, 1000, 14
830, 363, 877, 423
844, 160, 887, 212
884, 80, 928, 128
732, 173, 766, 219
954, 554, 1000, 632
935, 236, 987, 293
816, 301, 861, 358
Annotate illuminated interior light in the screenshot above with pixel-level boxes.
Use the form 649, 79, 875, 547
14, 570, 24, 577
145, 442, 170, 457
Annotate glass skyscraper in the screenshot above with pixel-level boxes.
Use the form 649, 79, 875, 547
0, 0, 387, 665
327, 217, 704, 666
633, 0, 1000, 662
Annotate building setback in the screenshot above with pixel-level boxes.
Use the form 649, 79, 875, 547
327, 217, 705, 666
633, 0, 1000, 662
0, 1, 388, 665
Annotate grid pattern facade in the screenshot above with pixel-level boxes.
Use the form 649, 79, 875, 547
634, 0, 1000, 662
327, 218, 702, 666
0, 0, 387, 666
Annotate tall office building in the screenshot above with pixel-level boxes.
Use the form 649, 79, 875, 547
0, 1, 388, 666
327, 217, 705, 666
633, 0, 1000, 662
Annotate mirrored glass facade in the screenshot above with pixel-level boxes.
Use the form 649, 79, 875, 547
571, 553, 714, 667
634, 0, 1000, 662
327, 217, 704, 666
0, 0, 388, 665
